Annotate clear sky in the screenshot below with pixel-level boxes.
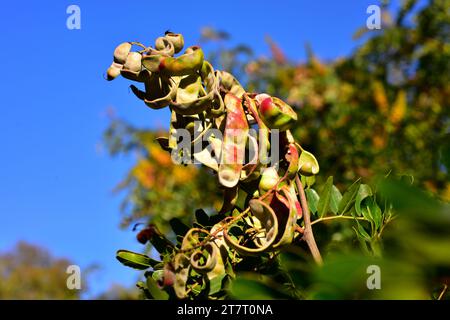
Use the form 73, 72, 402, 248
0, 0, 406, 297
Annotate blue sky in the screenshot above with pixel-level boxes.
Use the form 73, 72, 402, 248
0, 0, 405, 297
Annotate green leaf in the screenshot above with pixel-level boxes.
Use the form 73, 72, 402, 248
305, 188, 320, 215
353, 221, 371, 241
230, 277, 278, 299
146, 275, 169, 300
116, 250, 159, 270
209, 273, 226, 295
317, 176, 333, 218
330, 185, 343, 214
169, 218, 190, 237
305, 175, 316, 188
355, 184, 373, 216
195, 209, 210, 226
338, 179, 361, 214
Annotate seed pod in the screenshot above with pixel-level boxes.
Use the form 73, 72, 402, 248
170, 74, 215, 115
298, 149, 320, 176
106, 62, 123, 81
270, 185, 298, 248
255, 94, 297, 131
258, 166, 280, 194
218, 93, 249, 188
190, 243, 218, 274
130, 72, 178, 109
218, 71, 245, 98
142, 46, 204, 76
120, 52, 142, 81
113, 42, 132, 64
173, 253, 190, 299
165, 32, 184, 54
154, 37, 175, 56
285, 143, 299, 179
223, 199, 278, 256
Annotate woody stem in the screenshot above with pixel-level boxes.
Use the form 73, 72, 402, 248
295, 175, 323, 266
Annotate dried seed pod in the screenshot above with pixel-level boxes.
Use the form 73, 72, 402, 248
269, 185, 298, 248
240, 134, 260, 181
130, 73, 178, 109
165, 32, 184, 54
120, 52, 142, 81
142, 46, 204, 76
173, 253, 190, 299
170, 74, 215, 115
106, 62, 123, 81
255, 94, 297, 131
190, 243, 218, 274
218, 71, 246, 98
218, 93, 249, 188
154, 36, 175, 56
113, 42, 132, 64
223, 199, 278, 256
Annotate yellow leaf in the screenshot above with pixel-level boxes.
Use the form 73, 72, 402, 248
390, 90, 407, 124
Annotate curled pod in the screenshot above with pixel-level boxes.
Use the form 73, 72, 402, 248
218, 71, 246, 99
120, 52, 142, 81
170, 74, 215, 115
130, 72, 178, 109
106, 62, 123, 81
173, 253, 190, 299
223, 199, 278, 256
113, 42, 132, 64
181, 228, 209, 250
190, 243, 218, 274
218, 93, 249, 188
154, 36, 175, 56
164, 32, 184, 54
255, 94, 297, 131
298, 148, 320, 176
240, 134, 260, 181
142, 46, 204, 76
269, 185, 299, 249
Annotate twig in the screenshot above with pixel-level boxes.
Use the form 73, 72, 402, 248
438, 284, 448, 300
311, 215, 367, 225
295, 175, 323, 265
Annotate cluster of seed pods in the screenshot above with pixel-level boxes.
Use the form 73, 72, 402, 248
107, 32, 320, 298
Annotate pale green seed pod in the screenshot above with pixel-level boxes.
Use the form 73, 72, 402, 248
258, 166, 280, 194
113, 42, 132, 64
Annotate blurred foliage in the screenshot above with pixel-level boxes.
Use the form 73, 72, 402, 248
235, 0, 450, 196
95, 284, 141, 300
230, 178, 450, 300
0, 242, 85, 299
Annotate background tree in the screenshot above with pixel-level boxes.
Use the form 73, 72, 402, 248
0, 242, 85, 299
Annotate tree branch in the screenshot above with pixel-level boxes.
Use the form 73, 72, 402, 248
295, 175, 323, 265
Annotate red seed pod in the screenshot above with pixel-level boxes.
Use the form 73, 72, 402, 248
218, 93, 249, 188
